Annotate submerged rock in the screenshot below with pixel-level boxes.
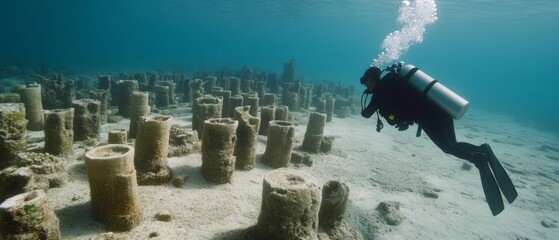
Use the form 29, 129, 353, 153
168, 124, 201, 157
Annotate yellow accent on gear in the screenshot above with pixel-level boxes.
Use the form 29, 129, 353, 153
389, 114, 395, 121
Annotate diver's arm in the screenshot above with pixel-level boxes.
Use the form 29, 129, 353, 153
361, 96, 379, 118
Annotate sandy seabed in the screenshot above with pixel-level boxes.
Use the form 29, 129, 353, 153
26, 105, 559, 240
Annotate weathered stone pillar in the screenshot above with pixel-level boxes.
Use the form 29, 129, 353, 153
183, 78, 192, 103
108, 129, 127, 144
326, 98, 336, 122
262, 121, 295, 168
98, 75, 111, 90
129, 91, 150, 139
230, 77, 241, 96
302, 112, 327, 153
257, 81, 267, 105
72, 99, 101, 141
212, 89, 231, 118
44, 108, 74, 156
155, 85, 170, 109
160, 81, 176, 105
201, 118, 238, 183
275, 105, 289, 121
204, 76, 217, 94
259, 105, 275, 136
85, 144, 142, 231
245, 96, 259, 117
254, 168, 320, 240
192, 95, 223, 137
233, 106, 260, 170
264, 93, 277, 106
0, 103, 27, 169
17, 83, 43, 131
134, 116, 173, 185
228, 95, 243, 119
116, 80, 139, 118
90, 89, 109, 124
317, 98, 326, 113
0, 190, 60, 239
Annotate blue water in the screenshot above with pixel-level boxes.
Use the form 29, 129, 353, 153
1, 0, 559, 133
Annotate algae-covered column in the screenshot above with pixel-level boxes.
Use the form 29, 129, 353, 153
325, 97, 336, 122
44, 108, 74, 156
228, 95, 243, 119
264, 93, 277, 106
90, 89, 109, 124
230, 77, 241, 96
192, 95, 222, 137
155, 85, 170, 109
0, 103, 28, 169
318, 180, 362, 240
0, 190, 60, 239
212, 89, 231, 118
129, 91, 150, 139
85, 144, 142, 231
261, 120, 295, 168
233, 106, 260, 170
72, 99, 101, 141
134, 115, 173, 185
253, 168, 320, 240
275, 105, 289, 121
302, 112, 327, 153
259, 105, 275, 136
17, 83, 44, 131
116, 80, 139, 118
201, 118, 238, 183
108, 129, 127, 144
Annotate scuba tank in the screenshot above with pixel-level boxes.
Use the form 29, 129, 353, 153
395, 64, 469, 119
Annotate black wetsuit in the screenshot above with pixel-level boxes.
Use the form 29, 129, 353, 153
362, 72, 485, 166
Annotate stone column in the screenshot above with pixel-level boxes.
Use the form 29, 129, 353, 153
116, 80, 139, 118
17, 83, 43, 131
108, 129, 127, 144
233, 106, 260, 170
245, 96, 259, 117
275, 105, 289, 121
85, 144, 142, 231
134, 116, 173, 185
212, 89, 231, 118
257, 81, 267, 105
72, 99, 101, 141
129, 91, 150, 139
44, 108, 74, 156
161, 81, 176, 105
0, 190, 60, 240
0, 103, 27, 169
98, 75, 111, 90
259, 105, 275, 136
201, 118, 238, 183
90, 89, 109, 124
228, 95, 243, 119
262, 121, 295, 168
192, 95, 223, 137
325, 98, 335, 122
183, 78, 192, 103
254, 168, 320, 240
264, 93, 277, 106
316, 98, 326, 113
230, 77, 241, 96
155, 85, 170, 109
204, 76, 217, 94
302, 112, 327, 153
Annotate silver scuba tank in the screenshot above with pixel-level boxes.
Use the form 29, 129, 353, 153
397, 64, 469, 119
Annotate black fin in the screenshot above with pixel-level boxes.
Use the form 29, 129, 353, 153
482, 144, 518, 204
478, 161, 504, 216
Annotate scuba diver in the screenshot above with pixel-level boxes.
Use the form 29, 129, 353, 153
360, 62, 517, 216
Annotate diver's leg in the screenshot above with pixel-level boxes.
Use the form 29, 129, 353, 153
420, 114, 504, 215
482, 144, 518, 203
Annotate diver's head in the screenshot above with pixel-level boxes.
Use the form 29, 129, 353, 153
360, 66, 382, 93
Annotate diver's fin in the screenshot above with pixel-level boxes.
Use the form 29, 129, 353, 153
478, 161, 504, 216
482, 143, 518, 204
